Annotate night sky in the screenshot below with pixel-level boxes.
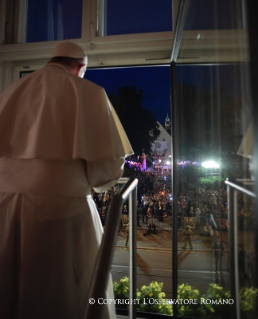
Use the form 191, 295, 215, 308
85, 66, 171, 125
105, 0, 172, 35
84, 64, 247, 126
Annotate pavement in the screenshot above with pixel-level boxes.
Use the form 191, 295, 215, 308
115, 214, 221, 252
115, 213, 255, 252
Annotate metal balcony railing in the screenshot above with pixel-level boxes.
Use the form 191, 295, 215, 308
84, 177, 138, 319
85, 177, 257, 319
225, 178, 256, 319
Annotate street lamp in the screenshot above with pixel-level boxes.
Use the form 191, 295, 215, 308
201, 161, 220, 169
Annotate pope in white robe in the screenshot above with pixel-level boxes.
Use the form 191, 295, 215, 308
0, 42, 133, 319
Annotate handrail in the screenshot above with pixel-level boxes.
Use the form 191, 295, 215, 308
225, 179, 256, 198
84, 177, 138, 319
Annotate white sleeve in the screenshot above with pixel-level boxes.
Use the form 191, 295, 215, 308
86, 157, 125, 193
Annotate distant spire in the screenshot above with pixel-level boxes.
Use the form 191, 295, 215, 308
165, 113, 171, 131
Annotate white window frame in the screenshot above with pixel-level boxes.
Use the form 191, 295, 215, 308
0, 0, 250, 91
0, 0, 175, 60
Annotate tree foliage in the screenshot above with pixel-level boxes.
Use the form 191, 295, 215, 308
109, 85, 160, 156
175, 83, 252, 178
175, 84, 248, 159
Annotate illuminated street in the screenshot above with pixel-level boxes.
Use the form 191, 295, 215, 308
111, 227, 233, 298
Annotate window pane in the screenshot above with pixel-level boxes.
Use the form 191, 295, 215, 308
85, 66, 173, 316
26, 0, 83, 43
103, 0, 172, 36
175, 62, 255, 316
185, 0, 243, 30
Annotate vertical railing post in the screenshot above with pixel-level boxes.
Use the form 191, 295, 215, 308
227, 183, 240, 319
129, 187, 137, 319
117, 177, 138, 319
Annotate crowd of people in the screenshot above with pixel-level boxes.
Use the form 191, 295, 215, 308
92, 169, 257, 286
177, 186, 255, 233
92, 169, 255, 235
92, 170, 173, 227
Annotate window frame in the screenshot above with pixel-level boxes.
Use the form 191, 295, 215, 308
0, 0, 249, 90
0, 0, 247, 63
0, 0, 175, 60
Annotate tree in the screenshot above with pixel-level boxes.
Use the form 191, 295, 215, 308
109, 85, 160, 157
175, 83, 251, 173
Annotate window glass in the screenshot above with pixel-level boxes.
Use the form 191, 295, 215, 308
85, 66, 173, 315
185, 0, 243, 30
26, 0, 83, 43
175, 62, 255, 317
174, 0, 257, 315
103, 0, 172, 36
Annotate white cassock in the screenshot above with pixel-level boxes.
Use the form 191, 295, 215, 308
0, 64, 133, 319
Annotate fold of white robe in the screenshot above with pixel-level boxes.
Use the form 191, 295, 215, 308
0, 157, 115, 319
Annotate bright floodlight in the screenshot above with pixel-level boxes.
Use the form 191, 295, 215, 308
202, 161, 220, 169
166, 161, 171, 165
